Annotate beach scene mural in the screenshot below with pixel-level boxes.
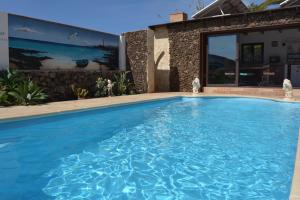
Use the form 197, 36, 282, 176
8, 14, 119, 70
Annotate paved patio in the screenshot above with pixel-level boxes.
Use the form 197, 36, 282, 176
1, 92, 300, 121
0, 93, 185, 120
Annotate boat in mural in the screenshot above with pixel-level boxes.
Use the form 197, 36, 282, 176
9, 37, 118, 70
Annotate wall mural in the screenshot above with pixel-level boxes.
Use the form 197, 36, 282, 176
8, 14, 119, 70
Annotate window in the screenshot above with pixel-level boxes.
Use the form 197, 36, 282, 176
241, 43, 264, 65
207, 35, 237, 85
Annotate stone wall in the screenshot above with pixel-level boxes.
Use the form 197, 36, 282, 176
166, 6, 300, 91
123, 7, 300, 92
20, 70, 118, 101
168, 29, 200, 92
124, 30, 148, 93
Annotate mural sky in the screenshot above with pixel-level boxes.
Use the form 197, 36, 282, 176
8, 14, 119, 47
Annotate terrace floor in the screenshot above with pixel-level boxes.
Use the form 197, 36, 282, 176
0, 92, 299, 199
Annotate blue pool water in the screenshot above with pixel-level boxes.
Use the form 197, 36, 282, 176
0, 97, 300, 200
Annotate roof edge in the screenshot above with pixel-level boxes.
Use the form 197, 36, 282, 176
191, 0, 248, 19
149, 5, 300, 30
191, 0, 223, 19
280, 0, 291, 6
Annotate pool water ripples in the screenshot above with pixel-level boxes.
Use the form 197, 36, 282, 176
0, 97, 300, 199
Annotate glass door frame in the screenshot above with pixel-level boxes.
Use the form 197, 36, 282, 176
205, 33, 239, 87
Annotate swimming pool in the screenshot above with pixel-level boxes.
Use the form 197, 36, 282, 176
0, 97, 300, 200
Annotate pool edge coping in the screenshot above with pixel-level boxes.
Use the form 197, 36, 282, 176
290, 129, 300, 200
184, 94, 300, 103
0, 95, 182, 123
1, 93, 300, 122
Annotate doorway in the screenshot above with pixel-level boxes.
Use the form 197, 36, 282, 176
207, 34, 238, 86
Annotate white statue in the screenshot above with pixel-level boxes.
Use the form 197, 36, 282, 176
192, 76, 201, 94
107, 79, 114, 97
283, 79, 293, 99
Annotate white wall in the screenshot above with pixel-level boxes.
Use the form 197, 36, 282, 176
0, 12, 9, 70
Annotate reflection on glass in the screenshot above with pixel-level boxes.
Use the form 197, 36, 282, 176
239, 65, 284, 87
254, 44, 263, 63
239, 43, 284, 86
208, 35, 237, 84
242, 45, 252, 63
240, 43, 264, 86
241, 44, 263, 65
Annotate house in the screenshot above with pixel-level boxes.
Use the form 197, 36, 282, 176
124, 0, 300, 96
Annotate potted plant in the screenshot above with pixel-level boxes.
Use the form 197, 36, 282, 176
114, 71, 134, 96
95, 77, 107, 97
71, 84, 89, 100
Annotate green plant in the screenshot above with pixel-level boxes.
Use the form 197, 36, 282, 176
0, 90, 9, 106
0, 69, 47, 106
0, 69, 24, 91
71, 85, 89, 99
95, 77, 107, 97
248, 0, 283, 12
8, 80, 47, 105
114, 71, 133, 95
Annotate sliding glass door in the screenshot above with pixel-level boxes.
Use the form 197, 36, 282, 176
207, 35, 238, 85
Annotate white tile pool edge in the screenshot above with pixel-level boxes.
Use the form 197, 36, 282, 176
290, 130, 300, 200
0, 93, 184, 122
0, 96, 181, 123
1, 93, 300, 122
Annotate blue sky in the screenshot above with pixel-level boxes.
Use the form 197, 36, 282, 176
0, 0, 263, 35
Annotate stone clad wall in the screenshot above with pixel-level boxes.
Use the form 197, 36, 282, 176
179, 6, 300, 33
21, 70, 118, 101
167, 6, 300, 91
123, 7, 300, 92
124, 30, 148, 93
168, 29, 200, 92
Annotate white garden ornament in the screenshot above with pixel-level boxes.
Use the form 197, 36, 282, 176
192, 77, 201, 94
107, 79, 114, 97
282, 79, 293, 99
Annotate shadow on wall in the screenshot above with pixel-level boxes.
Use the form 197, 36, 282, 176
155, 51, 170, 92
154, 51, 171, 92
170, 67, 179, 91
156, 69, 170, 92
155, 51, 165, 67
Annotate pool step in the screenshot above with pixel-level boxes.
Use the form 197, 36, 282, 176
203, 87, 287, 98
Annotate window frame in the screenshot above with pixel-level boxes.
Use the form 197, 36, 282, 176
206, 34, 239, 86
241, 43, 264, 65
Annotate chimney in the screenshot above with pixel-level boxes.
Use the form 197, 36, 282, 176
170, 12, 188, 23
